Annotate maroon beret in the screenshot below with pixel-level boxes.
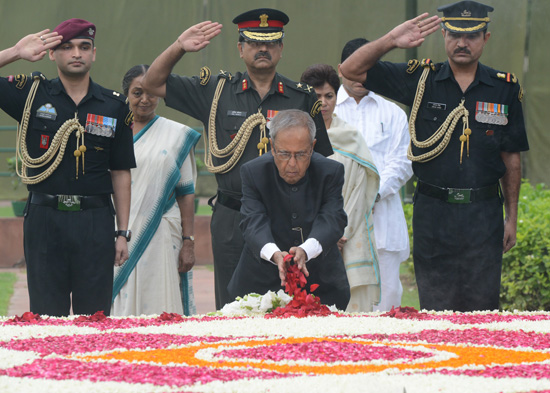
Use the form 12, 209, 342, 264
53, 18, 96, 47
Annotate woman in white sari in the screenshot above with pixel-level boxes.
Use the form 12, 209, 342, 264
301, 64, 381, 312
111, 65, 200, 316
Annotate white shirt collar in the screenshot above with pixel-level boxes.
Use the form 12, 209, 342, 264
336, 85, 377, 106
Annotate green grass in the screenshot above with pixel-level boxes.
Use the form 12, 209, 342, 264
0, 272, 17, 316
0, 205, 14, 218
400, 262, 420, 309
196, 204, 212, 216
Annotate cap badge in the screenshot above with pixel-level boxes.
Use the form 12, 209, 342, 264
259, 14, 269, 27
88, 28, 94, 36
461, 9, 472, 17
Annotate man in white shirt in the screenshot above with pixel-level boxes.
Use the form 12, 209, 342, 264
335, 38, 413, 311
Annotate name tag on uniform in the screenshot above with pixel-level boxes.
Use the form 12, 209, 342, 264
36, 103, 57, 120
85, 113, 117, 138
227, 110, 247, 117
475, 101, 508, 126
427, 102, 446, 110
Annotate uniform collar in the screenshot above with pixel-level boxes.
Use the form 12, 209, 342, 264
50, 77, 105, 101
435, 61, 494, 87
236, 72, 288, 97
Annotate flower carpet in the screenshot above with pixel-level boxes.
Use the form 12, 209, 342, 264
2, 309, 550, 392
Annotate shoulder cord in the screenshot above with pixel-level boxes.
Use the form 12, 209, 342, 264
204, 77, 267, 174
16, 77, 86, 184
408, 67, 471, 163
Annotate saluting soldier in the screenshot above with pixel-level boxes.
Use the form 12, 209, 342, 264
0, 19, 136, 317
340, 1, 529, 312
142, 8, 333, 309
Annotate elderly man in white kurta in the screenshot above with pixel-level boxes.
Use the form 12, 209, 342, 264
336, 38, 413, 311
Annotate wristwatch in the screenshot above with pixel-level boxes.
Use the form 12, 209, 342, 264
182, 235, 195, 242
115, 230, 132, 242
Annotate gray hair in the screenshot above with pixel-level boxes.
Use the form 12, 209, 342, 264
269, 109, 316, 143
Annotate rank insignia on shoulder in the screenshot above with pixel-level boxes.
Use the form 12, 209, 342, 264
310, 99, 322, 118
420, 58, 436, 71
13, 74, 27, 89
112, 91, 120, 97
296, 82, 303, 88
278, 81, 284, 94
199, 66, 211, 85
219, 70, 233, 80
242, 78, 248, 91
496, 72, 517, 83
30, 71, 45, 81
407, 59, 420, 74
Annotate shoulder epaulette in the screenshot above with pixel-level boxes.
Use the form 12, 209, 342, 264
406, 59, 420, 74
494, 71, 518, 84
289, 81, 315, 94
99, 85, 126, 103
30, 71, 45, 81
217, 70, 234, 81
420, 58, 436, 71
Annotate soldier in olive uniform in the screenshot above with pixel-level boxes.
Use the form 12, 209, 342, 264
340, 1, 528, 312
0, 19, 135, 316
142, 9, 333, 309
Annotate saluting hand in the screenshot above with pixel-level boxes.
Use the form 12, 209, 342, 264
15, 29, 62, 62
177, 21, 223, 53
389, 13, 441, 49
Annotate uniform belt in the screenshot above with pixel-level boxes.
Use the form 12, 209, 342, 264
30, 192, 111, 211
416, 181, 499, 204
216, 190, 242, 211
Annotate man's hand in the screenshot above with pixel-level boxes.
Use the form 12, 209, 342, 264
272, 251, 290, 286
15, 29, 62, 62
503, 217, 517, 253
179, 241, 196, 273
177, 21, 222, 53
289, 247, 310, 278
389, 13, 441, 49
337, 236, 347, 252
114, 237, 129, 266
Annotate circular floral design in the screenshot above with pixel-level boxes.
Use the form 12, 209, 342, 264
1, 311, 550, 392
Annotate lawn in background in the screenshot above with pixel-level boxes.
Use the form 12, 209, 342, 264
0, 272, 17, 316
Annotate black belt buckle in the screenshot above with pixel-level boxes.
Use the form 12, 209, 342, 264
447, 188, 471, 204
57, 195, 81, 211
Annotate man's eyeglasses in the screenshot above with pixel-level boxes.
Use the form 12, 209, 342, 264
272, 147, 313, 162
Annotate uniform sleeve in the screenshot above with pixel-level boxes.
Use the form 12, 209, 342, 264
109, 102, 136, 170
308, 161, 348, 255
501, 83, 529, 152
165, 73, 212, 122
239, 163, 276, 258
364, 61, 420, 107
0, 74, 33, 121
